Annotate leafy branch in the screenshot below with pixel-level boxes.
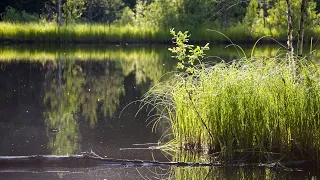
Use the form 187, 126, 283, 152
168, 28, 209, 73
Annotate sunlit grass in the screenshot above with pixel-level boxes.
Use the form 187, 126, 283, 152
0, 22, 171, 43
145, 57, 320, 163
2, 22, 319, 43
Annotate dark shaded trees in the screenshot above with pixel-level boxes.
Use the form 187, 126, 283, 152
297, 0, 309, 56
0, 0, 51, 17
85, 0, 124, 23
130, 0, 248, 28
122, 0, 136, 8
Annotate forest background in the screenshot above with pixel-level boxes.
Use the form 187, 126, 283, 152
1, 0, 320, 43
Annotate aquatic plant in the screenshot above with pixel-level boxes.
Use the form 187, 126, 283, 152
145, 30, 320, 164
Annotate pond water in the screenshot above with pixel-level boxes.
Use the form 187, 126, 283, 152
0, 44, 319, 179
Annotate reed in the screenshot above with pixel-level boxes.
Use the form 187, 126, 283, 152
145, 31, 320, 163
2, 22, 319, 43
147, 57, 320, 163
0, 22, 171, 43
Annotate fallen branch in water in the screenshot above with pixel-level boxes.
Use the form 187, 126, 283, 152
0, 152, 315, 170
0, 153, 212, 168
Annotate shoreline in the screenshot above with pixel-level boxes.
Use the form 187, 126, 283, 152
0, 39, 290, 45
1, 22, 317, 46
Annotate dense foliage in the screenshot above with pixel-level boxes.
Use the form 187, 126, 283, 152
1, 0, 319, 29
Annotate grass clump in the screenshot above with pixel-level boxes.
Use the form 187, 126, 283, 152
145, 30, 320, 164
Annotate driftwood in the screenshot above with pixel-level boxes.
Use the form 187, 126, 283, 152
0, 152, 316, 170
0, 153, 212, 168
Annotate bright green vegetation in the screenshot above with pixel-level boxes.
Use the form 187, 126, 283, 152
0, 22, 169, 43
150, 59, 320, 162
0, 22, 280, 43
146, 31, 320, 164
1, 0, 320, 43
1, 21, 320, 43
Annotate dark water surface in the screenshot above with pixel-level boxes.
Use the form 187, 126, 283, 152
0, 44, 319, 179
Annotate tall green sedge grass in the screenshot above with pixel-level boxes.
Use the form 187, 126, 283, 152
0, 22, 170, 43
144, 31, 320, 163
2, 22, 319, 43
147, 57, 320, 163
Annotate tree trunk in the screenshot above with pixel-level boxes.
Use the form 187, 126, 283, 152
262, 0, 267, 28
286, 0, 294, 73
297, 0, 309, 57
88, 0, 93, 24
57, 0, 62, 26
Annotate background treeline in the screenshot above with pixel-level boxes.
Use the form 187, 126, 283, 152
1, 0, 320, 27
0, 0, 320, 43
0, 0, 248, 27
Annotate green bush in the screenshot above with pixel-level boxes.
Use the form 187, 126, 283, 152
3, 6, 21, 22
3, 6, 38, 23
115, 7, 135, 25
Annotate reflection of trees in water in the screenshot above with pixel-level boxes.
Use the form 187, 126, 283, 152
44, 59, 85, 155
44, 58, 126, 154
120, 50, 165, 84
40, 47, 173, 155
79, 61, 124, 128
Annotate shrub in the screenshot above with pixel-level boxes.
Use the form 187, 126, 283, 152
115, 7, 135, 26
3, 6, 39, 23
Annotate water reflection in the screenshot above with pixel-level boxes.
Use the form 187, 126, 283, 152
44, 58, 84, 155
0, 45, 173, 158
0, 45, 174, 85
164, 151, 320, 180
1, 44, 319, 156
167, 166, 320, 180
42, 51, 168, 155
1, 44, 320, 179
